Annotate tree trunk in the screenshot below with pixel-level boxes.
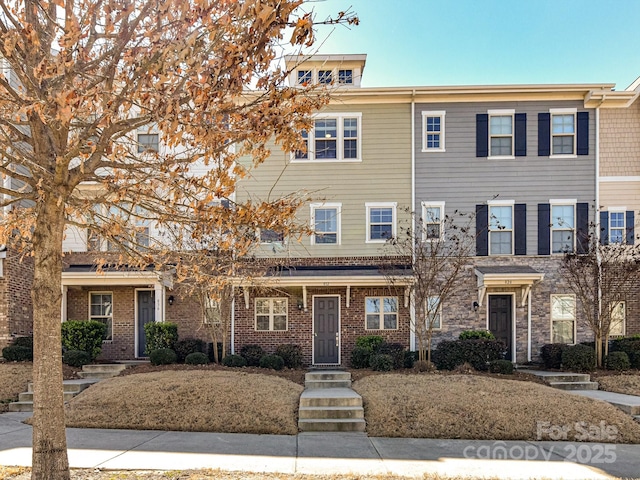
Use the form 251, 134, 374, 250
31, 196, 70, 480
595, 332, 603, 369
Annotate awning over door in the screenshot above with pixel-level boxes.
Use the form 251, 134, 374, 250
475, 265, 544, 308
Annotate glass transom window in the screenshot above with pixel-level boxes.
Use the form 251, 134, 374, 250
365, 296, 398, 330
489, 205, 513, 255
255, 298, 287, 331
490, 115, 513, 156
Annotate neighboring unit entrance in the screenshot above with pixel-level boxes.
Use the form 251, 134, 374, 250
488, 295, 512, 361
137, 290, 155, 357
313, 296, 339, 364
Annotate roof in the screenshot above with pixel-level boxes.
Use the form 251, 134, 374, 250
266, 265, 411, 278
475, 265, 542, 275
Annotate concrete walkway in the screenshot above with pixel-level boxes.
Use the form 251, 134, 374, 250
1, 413, 639, 479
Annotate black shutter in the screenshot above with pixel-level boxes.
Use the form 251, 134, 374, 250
538, 113, 550, 156
476, 114, 488, 157
514, 113, 527, 156
538, 203, 550, 255
514, 203, 527, 255
576, 202, 589, 254
600, 211, 609, 245
626, 210, 635, 244
577, 112, 589, 156
476, 204, 488, 256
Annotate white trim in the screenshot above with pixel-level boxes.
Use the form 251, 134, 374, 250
310, 202, 342, 246
550, 294, 577, 345
488, 203, 514, 256
609, 301, 626, 337
134, 288, 155, 358
488, 110, 515, 158
608, 206, 627, 212
88, 291, 113, 342
421, 110, 446, 152
365, 202, 397, 243
254, 297, 288, 331
488, 109, 515, 115
549, 107, 578, 114
549, 109, 577, 158
364, 295, 400, 331
600, 176, 640, 182
487, 199, 515, 206
608, 209, 627, 244
291, 112, 362, 163
312, 294, 341, 366
550, 202, 577, 254
549, 198, 577, 204
421, 201, 445, 242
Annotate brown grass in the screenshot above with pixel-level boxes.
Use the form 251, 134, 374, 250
0, 363, 32, 413
353, 373, 640, 443
64, 370, 303, 434
596, 373, 640, 396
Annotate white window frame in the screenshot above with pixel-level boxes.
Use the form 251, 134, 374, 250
292, 112, 362, 163
318, 69, 333, 85
254, 298, 288, 331
488, 109, 515, 159
550, 200, 577, 254
89, 291, 113, 342
365, 202, 397, 243
137, 132, 159, 153
422, 111, 446, 152
608, 208, 626, 245
310, 202, 341, 245
609, 301, 626, 337
337, 69, 354, 85
421, 201, 445, 241
488, 200, 515, 256
296, 69, 312, 85
550, 294, 576, 344
550, 108, 577, 158
426, 296, 442, 330
365, 296, 399, 330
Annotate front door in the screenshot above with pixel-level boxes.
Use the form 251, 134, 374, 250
488, 295, 512, 361
313, 296, 339, 364
137, 290, 155, 357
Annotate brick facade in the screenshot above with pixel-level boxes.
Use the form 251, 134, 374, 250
0, 249, 34, 349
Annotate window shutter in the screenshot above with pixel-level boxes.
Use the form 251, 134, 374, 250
514, 113, 527, 156
538, 113, 550, 156
514, 203, 527, 255
599, 211, 609, 245
577, 112, 589, 156
576, 202, 589, 254
476, 114, 488, 157
476, 204, 488, 256
626, 210, 635, 245
538, 203, 550, 255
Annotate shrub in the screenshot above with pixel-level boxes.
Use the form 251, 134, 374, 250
222, 354, 247, 367
432, 339, 505, 371
13, 336, 33, 349
259, 354, 284, 370
404, 351, 418, 369
240, 344, 264, 367
149, 348, 177, 365
144, 322, 178, 354
355, 335, 384, 352
61, 320, 107, 360
561, 344, 596, 372
540, 343, 566, 369
610, 337, 640, 369
376, 342, 406, 370
185, 352, 209, 365
350, 345, 372, 369
369, 353, 394, 371
207, 342, 224, 363
413, 360, 435, 372
459, 330, 495, 340
605, 351, 631, 371
2, 345, 33, 362
489, 359, 514, 375
275, 344, 303, 369
174, 338, 206, 363
63, 350, 91, 368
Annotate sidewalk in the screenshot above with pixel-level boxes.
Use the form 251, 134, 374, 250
1, 413, 639, 479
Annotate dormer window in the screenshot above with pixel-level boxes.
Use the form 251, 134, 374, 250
318, 70, 332, 84
338, 69, 353, 85
297, 70, 312, 86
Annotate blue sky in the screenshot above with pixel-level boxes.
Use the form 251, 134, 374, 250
292, 0, 640, 89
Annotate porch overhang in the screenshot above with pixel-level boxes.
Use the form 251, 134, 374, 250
475, 266, 544, 308
62, 265, 173, 288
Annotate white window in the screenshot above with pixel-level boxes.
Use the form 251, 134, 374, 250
422, 111, 445, 152
422, 202, 445, 241
90, 292, 113, 341
366, 202, 396, 242
489, 110, 514, 157
203, 294, 221, 325
550, 108, 576, 156
311, 203, 341, 245
255, 298, 287, 331
318, 70, 332, 84
259, 228, 284, 244
489, 203, 514, 255
426, 296, 442, 330
293, 113, 361, 162
551, 295, 575, 344
137, 133, 159, 153
365, 296, 398, 330
134, 205, 150, 249
297, 70, 312, 85
338, 69, 353, 84
609, 302, 626, 337
551, 203, 575, 253
609, 211, 626, 244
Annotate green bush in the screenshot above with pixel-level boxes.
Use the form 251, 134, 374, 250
185, 352, 209, 365
149, 348, 177, 365
605, 351, 631, 371
459, 330, 495, 340
610, 337, 640, 369
489, 359, 514, 375
207, 342, 224, 363
174, 338, 206, 363
540, 343, 566, 369
240, 344, 265, 367
432, 339, 505, 371
561, 344, 596, 372
404, 351, 418, 369
222, 354, 247, 367
259, 354, 284, 370
350, 345, 372, 369
377, 342, 406, 370
13, 336, 33, 349
369, 353, 394, 371
63, 350, 91, 368
61, 320, 107, 361
144, 322, 178, 354
275, 344, 303, 369
355, 335, 384, 352
2, 345, 33, 362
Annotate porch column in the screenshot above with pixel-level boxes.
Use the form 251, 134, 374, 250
154, 283, 164, 323
61, 286, 68, 322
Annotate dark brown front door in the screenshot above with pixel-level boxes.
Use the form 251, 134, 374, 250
313, 296, 339, 364
137, 290, 155, 357
489, 295, 512, 360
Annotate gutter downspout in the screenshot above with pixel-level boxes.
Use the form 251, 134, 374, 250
410, 90, 416, 351
231, 286, 235, 354
527, 288, 532, 362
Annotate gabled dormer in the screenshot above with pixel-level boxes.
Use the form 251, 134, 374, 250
284, 54, 366, 88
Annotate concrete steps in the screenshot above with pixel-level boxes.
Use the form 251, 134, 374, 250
548, 381, 600, 391
525, 370, 599, 391
77, 363, 127, 379
298, 371, 365, 433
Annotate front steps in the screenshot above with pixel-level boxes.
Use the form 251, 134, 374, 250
298, 371, 366, 433
78, 363, 128, 379
525, 370, 599, 391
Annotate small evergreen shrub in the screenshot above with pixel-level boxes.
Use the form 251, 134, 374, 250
605, 351, 631, 371
561, 344, 596, 372
413, 360, 435, 372
432, 339, 505, 371
2, 345, 33, 362
144, 322, 178, 354
610, 337, 640, 369
222, 354, 247, 367
350, 345, 372, 369
540, 343, 566, 369
489, 359, 514, 375
13, 336, 33, 349
259, 354, 284, 370
404, 351, 418, 369
355, 335, 384, 352
185, 352, 209, 365
240, 344, 264, 367
63, 350, 91, 368
275, 344, 303, 369
369, 353, 394, 371
459, 330, 495, 340
207, 342, 224, 363
149, 348, 177, 365
376, 342, 406, 370
61, 320, 107, 360
174, 338, 206, 363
